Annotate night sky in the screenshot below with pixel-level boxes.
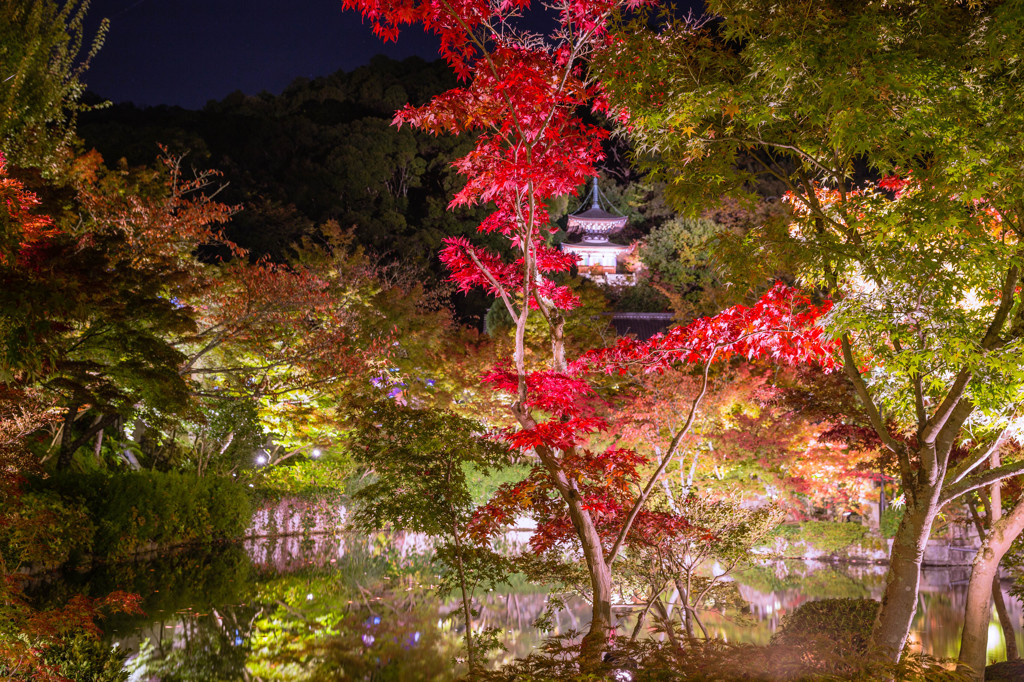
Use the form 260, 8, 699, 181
84, 0, 441, 109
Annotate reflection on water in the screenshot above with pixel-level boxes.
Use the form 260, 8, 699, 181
30, 534, 1023, 679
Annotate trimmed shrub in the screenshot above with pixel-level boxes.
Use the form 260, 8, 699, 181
771, 597, 878, 654
773, 521, 870, 554
40, 633, 129, 682
26, 471, 252, 563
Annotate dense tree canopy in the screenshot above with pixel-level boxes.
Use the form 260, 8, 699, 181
597, 0, 1024, 661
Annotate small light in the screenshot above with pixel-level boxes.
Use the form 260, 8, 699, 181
255, 454, 267, 465
311, 448, 322, 458
306, 593, 314, 601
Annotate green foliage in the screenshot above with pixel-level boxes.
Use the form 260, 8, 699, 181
37, 632, 128, 682
881, 508, 904, 540
347, 402, 515, 675
771, 598, 878, 660
639, 216, 723, 317
463, 461, 530, 507
251, 457, 353, 505
610, 280, 671, 313
597, 1, 1024, 435
0, 489, 93, 569
32, 471, 251, 561
176, 397, 266, 475
772, 521, 870, 555
348, 402, 509, 536
0, 0, 107, 173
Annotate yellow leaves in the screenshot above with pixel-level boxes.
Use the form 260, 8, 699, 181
722, 102, 741, 118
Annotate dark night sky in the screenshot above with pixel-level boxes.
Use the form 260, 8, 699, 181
83, 0, 704, 111
84, 0, 442, 109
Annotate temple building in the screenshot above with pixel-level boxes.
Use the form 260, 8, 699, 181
561, 178, 636, 286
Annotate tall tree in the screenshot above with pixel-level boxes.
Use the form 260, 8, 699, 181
596, 0, 1024, 660
0, 0, 106, 174
342, 0, 839, 662
0, 151, 235, 470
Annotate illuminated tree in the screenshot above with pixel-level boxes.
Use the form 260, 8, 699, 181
597, 1, 1024, 660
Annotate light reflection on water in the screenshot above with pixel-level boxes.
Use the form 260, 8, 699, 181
39, 533, 1021, 679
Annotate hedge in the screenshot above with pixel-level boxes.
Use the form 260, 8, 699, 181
9, 471, 252, 565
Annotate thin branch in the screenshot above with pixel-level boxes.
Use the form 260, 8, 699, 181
839, 334, 904, 457
607, 350, 717, 565
940, 459, 1024, 507
946, 430, 1008, 488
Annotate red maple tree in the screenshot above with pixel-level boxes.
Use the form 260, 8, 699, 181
342, 0, 839, 656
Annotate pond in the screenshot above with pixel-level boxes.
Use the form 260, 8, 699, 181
30, 533, 1024, 680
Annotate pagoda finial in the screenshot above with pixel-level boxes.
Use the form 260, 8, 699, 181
591, 176, 600, 210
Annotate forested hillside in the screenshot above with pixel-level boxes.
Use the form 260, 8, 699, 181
80, 57, 500, 318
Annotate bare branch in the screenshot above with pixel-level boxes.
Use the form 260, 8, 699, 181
607, 350, 717, 565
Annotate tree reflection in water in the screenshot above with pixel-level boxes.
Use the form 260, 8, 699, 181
27, 535, 1024, 679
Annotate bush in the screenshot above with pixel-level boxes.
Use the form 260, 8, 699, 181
40, 633, 129, 682
774, 521, 870, 554
0, 491, 94, 569
771, 598, 878, 655
27, 471, 252, 562
0, 632, 129, 682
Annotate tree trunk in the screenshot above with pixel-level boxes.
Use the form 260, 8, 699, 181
453, 530, 477, 678
870, 483, 941, 658
522, 407, 613, 663
56, 405, 80, 471
572, 496, 613, 664
957, 496, 1024, 680
992, 575, 1018, 661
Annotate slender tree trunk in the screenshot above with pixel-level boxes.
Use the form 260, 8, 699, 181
992, 575, 1019, 661
452, 529, 477, 677
987, 455, 1017, 661
870, 482, 941, 658
957, 496, 1024, 680
518, 396, 613, 662
56, 405, 79, 471
93, 428, 104, 466
573, 500, 613, 663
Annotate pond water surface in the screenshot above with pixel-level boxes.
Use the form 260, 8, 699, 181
32, 533, 1024, 680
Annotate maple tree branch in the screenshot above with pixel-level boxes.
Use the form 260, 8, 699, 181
607, 350, 717, 566
946, 431, 1007, 488
921, 265, 1017, 447
892, 336, 928, 429
941, 459, 1024, 507
839, 333, 905, 460
740, 136, 835, 178
464, 246, 520, 325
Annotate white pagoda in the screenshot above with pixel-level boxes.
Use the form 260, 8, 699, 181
560, 178, 634, 285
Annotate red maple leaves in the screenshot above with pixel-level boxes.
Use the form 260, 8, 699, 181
343, 0, 840, 572
469, 284, 838, 553
440, 236, 581, 310
576, 283, 839, 374
0, 152, 59, 272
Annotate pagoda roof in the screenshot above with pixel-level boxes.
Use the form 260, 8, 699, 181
570, 206, 625, 221
567, 178, 627, 235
